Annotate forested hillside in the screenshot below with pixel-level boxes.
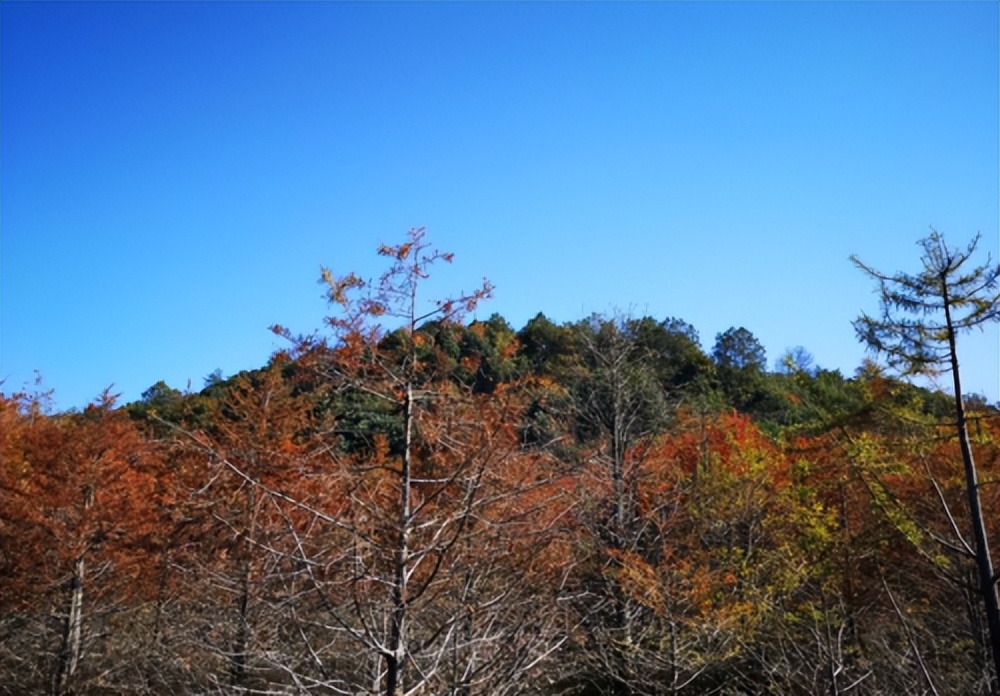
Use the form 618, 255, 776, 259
2, 229, 998, 695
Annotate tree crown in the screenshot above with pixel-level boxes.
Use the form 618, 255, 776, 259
851, 229, 999, 377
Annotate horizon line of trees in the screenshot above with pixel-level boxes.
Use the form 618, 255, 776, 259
26, 306, 1000, 422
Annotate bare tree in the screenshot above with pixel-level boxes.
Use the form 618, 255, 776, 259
269, 228, 566, 695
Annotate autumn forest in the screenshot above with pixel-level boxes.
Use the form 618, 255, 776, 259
2, 228, 998, 696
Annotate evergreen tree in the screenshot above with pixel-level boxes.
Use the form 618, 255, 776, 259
852, 229, 1000, 688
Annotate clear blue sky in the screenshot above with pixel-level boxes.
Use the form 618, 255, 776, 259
2, 1, 998, 410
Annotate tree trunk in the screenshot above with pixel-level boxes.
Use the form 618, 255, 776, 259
230, 485, 257, 691
385, 382, 413, 696
230, 559, 252, 691
52, 485, 94, 696
54, 483, 94, 696
53, 555, 85, 696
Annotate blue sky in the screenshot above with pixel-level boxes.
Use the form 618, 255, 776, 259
2, 1, 998, 410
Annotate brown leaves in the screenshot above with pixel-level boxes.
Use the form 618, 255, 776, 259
320, 268, 365, 306
377, 240, 413, 260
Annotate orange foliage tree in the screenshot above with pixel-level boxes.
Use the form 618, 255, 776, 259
0, 390, 162, 695
153, 361, 341, 692
560, 405, 842, 695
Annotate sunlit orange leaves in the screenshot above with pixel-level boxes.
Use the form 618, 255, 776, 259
0, 392, 164, 610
